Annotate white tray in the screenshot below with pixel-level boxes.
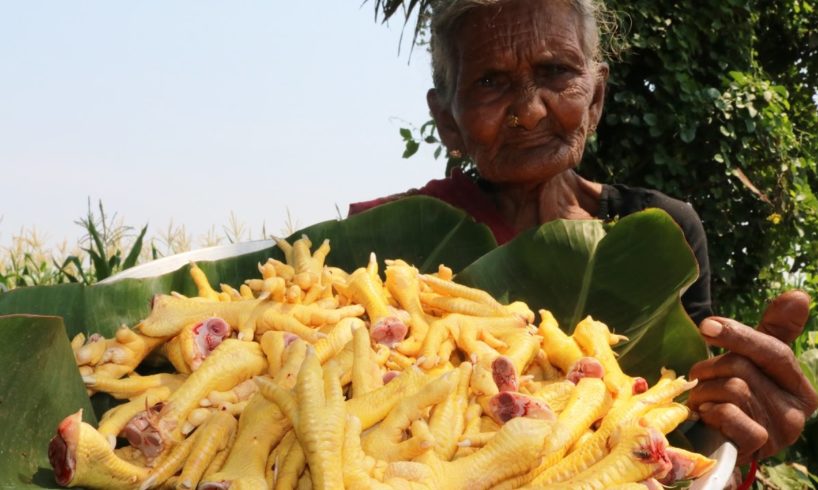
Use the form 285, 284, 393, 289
687, 423, 738, 490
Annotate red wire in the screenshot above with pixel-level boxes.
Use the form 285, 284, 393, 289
736, 460, 759, 490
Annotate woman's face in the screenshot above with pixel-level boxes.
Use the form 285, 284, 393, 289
432, 0, 607, 184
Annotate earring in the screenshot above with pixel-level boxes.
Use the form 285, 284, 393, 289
448, 149, 463, 159
506, 114, 520, 128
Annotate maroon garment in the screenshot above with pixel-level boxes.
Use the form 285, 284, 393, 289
347, 169, 517, 244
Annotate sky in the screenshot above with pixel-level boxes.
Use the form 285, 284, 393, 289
0, 1, 444, 251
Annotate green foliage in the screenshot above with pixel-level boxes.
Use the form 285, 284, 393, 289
581, 1, 818, 335
400, 127, 421, 158
801, 348, 818, 393
399, 120, 476, 176
758, 462, 818, 489
1, 202, 274, 291
368, 0, 433, 48
0, 200, 148, 289
0, 251, 68, 290
68, 200, 147, 283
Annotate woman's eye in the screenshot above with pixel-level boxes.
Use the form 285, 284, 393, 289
539, 64, 571, 78
542, 64, 568, 75
477, 76, 496, 88
476, 73, 506, 89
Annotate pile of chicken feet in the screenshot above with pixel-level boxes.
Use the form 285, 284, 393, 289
49, 236, 715, 489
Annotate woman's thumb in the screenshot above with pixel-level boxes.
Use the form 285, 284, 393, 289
757, 290, 811, 343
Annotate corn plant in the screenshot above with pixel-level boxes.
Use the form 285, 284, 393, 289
2, 201, 272, 290
0, 228, 73, 289
58, 200, 147, 284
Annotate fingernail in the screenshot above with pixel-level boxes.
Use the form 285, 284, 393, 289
700, 319, 723, 337
698, 402, 714, 412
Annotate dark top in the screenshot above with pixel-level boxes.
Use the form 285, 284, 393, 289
349, 171, 712, 325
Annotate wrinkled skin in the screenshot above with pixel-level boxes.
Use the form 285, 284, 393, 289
428, 0, 607, 232
687, 290, 818, 464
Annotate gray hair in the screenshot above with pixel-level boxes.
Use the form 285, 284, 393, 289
429, 0, 614, 103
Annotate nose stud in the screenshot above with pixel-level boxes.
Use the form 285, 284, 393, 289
506, 114, 520, 128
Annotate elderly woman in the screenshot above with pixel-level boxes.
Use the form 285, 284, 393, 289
350, 0, 818, 468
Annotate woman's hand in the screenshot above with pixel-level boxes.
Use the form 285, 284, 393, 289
686, 290, 818, 464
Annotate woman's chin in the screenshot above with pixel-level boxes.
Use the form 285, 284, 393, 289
474, 137, 586, 184
477, 154, 578, 186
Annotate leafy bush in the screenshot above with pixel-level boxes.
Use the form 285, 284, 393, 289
581, 1, 818, 331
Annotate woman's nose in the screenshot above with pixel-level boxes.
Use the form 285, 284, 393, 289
512, 84, 547, 130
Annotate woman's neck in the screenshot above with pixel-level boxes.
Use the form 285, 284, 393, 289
489, 170, 603, 233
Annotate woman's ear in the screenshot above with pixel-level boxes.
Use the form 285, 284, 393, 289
588, 62, 609, 130
427, 88, 466, 154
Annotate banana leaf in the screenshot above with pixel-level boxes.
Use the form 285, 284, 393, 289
456, 208, 709, 381
0, 315, 96, 489
0, 198, 710, 488
0, 197, 498, 339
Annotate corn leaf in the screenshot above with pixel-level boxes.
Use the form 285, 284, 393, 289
455, 208, 708, 381
121, 225, 148, 271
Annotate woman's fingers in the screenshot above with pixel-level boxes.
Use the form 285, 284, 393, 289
688, 357, 806, 451
686, 376, 757, 415
757, 290, 810, 343
688, 291, 818, 464
697, 402, 768, 464
697, 317, 807, 397
688, 351, 758, 384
